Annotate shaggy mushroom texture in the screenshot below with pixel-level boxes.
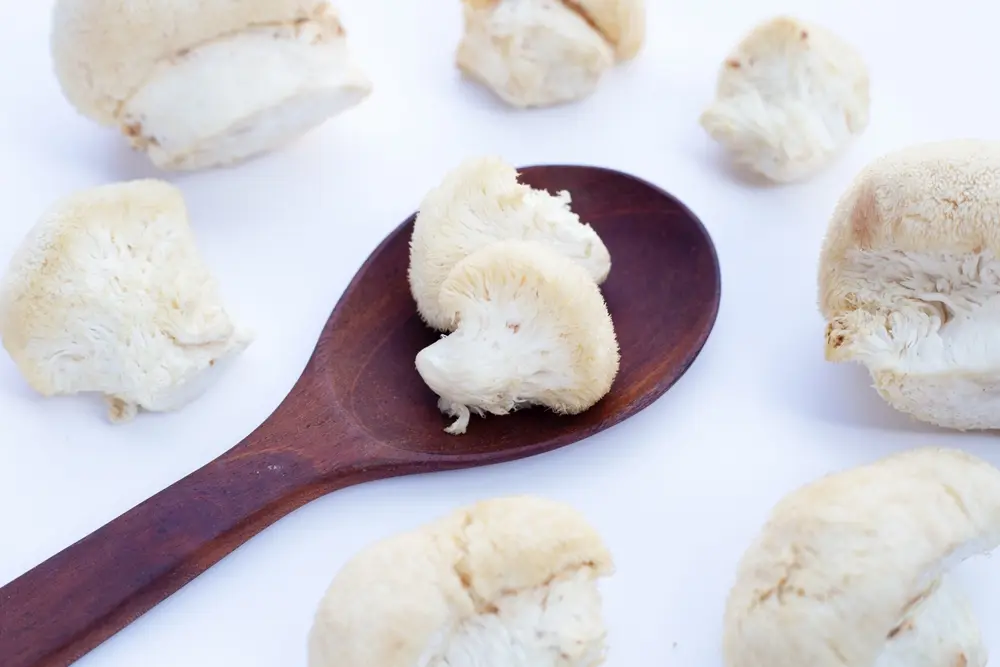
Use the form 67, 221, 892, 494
819, 139, 1000, 430
415, 240, 619, 434
0, 180, 252, 422
408, 155, 611, 332
700, 15, 870, 183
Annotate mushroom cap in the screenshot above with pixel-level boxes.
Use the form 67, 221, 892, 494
699, 16, 870, 183
723, 447, 1000, 667
820, 139, 1000, 314
408, 156, 611, 332
456, 0, 615, 108
415, 239, 619, 434
307, 495, 615, 667
818, 139, 1000, 429
52, 0, 333, 125
0, 179, 252, 422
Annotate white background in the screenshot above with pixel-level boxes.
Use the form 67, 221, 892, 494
1, 0, 998, 665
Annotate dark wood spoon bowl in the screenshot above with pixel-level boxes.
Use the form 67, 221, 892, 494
0, 165, 721, 667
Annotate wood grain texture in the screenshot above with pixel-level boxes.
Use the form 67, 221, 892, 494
0, 165, 721, 667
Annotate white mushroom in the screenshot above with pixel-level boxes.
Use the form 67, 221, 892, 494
408, 155, 611, 332
308, 495, 615, 667
819, 139, 1000, 430
0, 180, 252, 422
699, 16, 870, 183
724, 447, 1000, 667
456, 0, 645, 108
415, 239, 619, 435
51, 0, 372, 171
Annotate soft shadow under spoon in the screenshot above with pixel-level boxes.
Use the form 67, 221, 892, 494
0, 165, 721, 667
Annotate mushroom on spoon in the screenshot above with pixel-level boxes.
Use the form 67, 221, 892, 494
0, 165, 721, 667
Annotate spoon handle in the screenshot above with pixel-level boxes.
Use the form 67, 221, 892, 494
0, 395, 386, 667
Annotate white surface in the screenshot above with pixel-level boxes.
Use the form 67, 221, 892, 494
0, 1, 998, 665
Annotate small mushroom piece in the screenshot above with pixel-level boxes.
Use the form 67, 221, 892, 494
455, 0, 644, 108
699, 16, 870, 183
724, 447, 1000, 667
415, 239, 619, 435
308, 495, 615, 667
819, 139, 1000, 430
51, 0, 372, 171
0, 180, 252, 422
408, 155, 611, 332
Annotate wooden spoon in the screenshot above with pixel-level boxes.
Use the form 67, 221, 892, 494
0, 165, 720, 667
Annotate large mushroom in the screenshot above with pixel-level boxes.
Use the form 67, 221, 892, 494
724, 447, 1000, 667
50, 0, 372, 170
0, 180, 252, 422
819, 139, 1000, 430
456, 0, 645, 108
415, 239, 619, 435
700, 16, 870, 183
408, 156, 611, 332
308, 495, 615, 667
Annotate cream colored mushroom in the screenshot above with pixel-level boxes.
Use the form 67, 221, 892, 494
724, 447, 1000, 667
819, 139, 1000, 430
51, 0, 372, 171
415, 239, 619, 435
456, 0, 645, 108
308, 495, 615, 667
700, 16, 870, 183
0, 180, 252, 422
408, 155, 611, 332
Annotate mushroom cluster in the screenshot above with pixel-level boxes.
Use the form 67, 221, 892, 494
46, 0, 875, 185
12, 1, 1000, 666
308, 495, 615, 667
0, 4, 878, 426
47, 0, 654, 170
408, 157, 621, 434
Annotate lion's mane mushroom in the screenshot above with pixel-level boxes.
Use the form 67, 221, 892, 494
415, 239, 619, 435
308, 495, 615, 667
699, 16, 870, 183
51, 0, 372, 171
724, 447, 1000, 667
408, 156, 611, 332
456, 0, 645, 108
0, 180, 252, 422
818, 139, 1000, 430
